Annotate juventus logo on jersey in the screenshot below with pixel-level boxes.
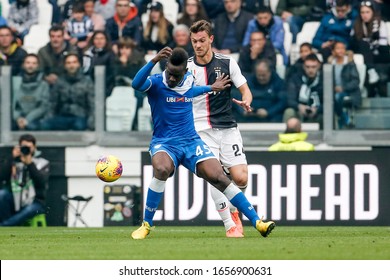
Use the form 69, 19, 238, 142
214, 67, 222, 79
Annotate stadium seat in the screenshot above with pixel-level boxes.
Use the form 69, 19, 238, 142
106, 86, 137, 131
144, 53, 162, 75
25, 213, 47, 227
269, 0, 279, 13
283, 22, 293, 57
296, 21, 321, 47
23, 24, 51, 54
37, 0, 53, 25
276, 53, 283, 65
0, 0, 10, 18
386, 22, 390, 45
137, 97, 152, 131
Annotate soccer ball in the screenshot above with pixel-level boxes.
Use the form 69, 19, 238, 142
95, 155, 123, 182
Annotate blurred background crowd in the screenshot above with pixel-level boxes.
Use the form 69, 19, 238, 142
1, 0, 390, 132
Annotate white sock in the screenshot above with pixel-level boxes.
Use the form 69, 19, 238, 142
229, 184, 247, 212
210, 187, 236, 231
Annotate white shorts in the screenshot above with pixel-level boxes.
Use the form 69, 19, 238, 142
198, 127, 247, 169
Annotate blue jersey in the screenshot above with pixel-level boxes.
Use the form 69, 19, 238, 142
146, 72, 201, 139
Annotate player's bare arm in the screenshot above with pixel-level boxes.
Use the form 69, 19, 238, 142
232, 83, 253, 112
151, 47, 173, 64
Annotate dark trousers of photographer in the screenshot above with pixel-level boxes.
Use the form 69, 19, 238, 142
0, 189, 45, 226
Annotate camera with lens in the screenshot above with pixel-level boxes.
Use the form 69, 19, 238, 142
20, 146, 31, 155
305, 108, 312, 114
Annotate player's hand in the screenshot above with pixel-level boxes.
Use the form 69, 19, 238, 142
152, 47, 172, 63
232, 98, 253, 112
210, 73, 231, 92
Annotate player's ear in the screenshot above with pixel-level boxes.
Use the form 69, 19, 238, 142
210, 35, 214, 43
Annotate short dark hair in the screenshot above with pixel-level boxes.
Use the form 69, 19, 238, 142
49, 24, 65, 35
304, 53, 321, 64
255, 59, 272, 72
0, 25, 13, 35
72, 2, 85, 13
24, 53, 40, 64
336, 0, 350, 7
256, 6, 273, 15
64, 52, 80, 63
189, 20, 213, 37
169, 48, 188, 68
331, 40, 346, 50
300, 42, 312, 50
19, 134, 36, 146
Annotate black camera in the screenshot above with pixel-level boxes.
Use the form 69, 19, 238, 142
305, 108, 312, 114
20, 146, 31, 155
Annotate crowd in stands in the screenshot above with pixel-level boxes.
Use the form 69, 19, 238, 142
0, 0, 389, 132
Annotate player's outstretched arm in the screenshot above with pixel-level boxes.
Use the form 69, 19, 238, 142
192, 73, 232, 97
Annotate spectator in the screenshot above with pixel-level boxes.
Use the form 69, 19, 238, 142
0, 134, 49, 226
169, 24, 194, 57
41, 53, 94, 131
284, 53, 323, 126
0, 26, 27, 76
94, 0, 116, 20
84, 0, 106, 31
114, 37, 146, 130
65, 2, 94, 51
268, 117, 315, 151
177, 0, 209, 28
201, 0, 225, 20
275, 0, 316, 43
328, 41, 360, 128
62, 0, 84, 22
142, 1, 174, 54
12, 54, 50, 131
212, 0, 254, 54
351, 0, 390, 97
241, 0, 267, 13
37, 24, 77, 86
114, 37, 146, 83
285, 42, 314, 80
83, 30, 116, 97
243, 6, 288, 64
237, 59, 286, 122
105, 0, 143, 49
7, 0, 38, 43
312, 0, 358, 62
238, 30, 277, 77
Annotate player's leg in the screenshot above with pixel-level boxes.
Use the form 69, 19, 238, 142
198, 129, 238, 237
196, 158, 275, 237
220, 128, 248, 233
132, 150, 176, 240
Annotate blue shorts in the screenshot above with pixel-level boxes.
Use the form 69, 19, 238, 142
149, 135, 216, 176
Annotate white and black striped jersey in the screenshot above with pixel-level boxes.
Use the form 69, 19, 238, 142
187, 53, 247, 131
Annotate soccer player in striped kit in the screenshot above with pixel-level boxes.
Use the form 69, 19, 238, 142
188, 20, 256, 237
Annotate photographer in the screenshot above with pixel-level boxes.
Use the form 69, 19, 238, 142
0, 134, 49, 226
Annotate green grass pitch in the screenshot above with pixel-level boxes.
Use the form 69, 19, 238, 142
0, 226, 389, 260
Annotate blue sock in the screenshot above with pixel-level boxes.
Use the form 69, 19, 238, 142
144, 188, 163, 226
230, 192, 260, 228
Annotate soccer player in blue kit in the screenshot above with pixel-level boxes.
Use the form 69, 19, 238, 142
131, 46, 275, 239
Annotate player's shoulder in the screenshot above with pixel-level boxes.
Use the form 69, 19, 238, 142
214, 53, 233, 61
